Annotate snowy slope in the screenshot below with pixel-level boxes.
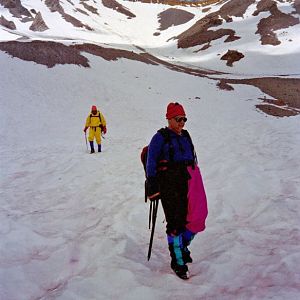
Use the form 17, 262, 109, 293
1, 1, 300, 300
0, 0, 300, 74
1, 49, 300, 300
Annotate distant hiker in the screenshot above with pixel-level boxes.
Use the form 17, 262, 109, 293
146, 102, 208, 280
83, 105, 107, 153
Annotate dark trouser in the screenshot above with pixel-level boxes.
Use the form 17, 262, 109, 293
158, 166, 189, 235
158, 166, 193, 266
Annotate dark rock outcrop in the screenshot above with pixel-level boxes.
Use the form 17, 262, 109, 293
45, 0, 93, 30
0, 0, 32, 19
158, 8, 194, 31
221, 50, 244, 66
0, 15, 16, 30
29, 12, 49, 32
254, 0, 300, 45
102, 0, 136, 18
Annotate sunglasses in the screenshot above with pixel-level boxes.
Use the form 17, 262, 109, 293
174, 117, 187, 123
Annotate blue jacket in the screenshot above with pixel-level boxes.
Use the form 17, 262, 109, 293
146, 128, 195, 178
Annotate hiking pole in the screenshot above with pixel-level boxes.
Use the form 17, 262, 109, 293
148, 200, 152, 230
147, 199, 159, 261
84, 132, 88, 152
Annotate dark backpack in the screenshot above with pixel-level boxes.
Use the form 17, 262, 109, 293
141, 128, 195, 202
141, 128, 171, 174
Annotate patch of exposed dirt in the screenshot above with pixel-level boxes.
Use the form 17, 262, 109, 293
256, 104, 299, 117
217, 80, 234, 91
157, 8, 194, 31
220, 77, 300, 117
221, 50, 244, 66
254, 0, 300, 45
101, 0, 136, 18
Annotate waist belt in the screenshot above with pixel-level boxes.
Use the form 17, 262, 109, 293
158, 160, 194, 171
90, 126, 101, 131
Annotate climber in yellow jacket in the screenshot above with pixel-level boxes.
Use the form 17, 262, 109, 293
83, 105, 107, 153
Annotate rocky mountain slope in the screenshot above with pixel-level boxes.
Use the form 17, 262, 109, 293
0, 0, 299, 116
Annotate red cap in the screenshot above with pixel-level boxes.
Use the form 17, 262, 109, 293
91, 105, 97, 111
166, 102, 185, 119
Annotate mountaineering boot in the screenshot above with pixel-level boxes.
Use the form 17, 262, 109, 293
182, 229, 195, 264
89, 141, 95, 153
182, 247, 193, 264
171, 260, 189, 280
168, 235, 189, 280
98, 144, 101, 152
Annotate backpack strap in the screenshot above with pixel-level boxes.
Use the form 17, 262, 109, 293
157, 127, 197, 164
182, 129, 197, 165
89, 111, 102, 125
157, 127, 174, 162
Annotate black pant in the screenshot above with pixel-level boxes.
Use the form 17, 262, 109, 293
158, 166, 190, 235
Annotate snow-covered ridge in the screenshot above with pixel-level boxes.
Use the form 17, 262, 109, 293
0, 0, 299, 64
0, 0, 300, 116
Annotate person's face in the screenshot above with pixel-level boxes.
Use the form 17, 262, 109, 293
168, 115, 187, 134
92, 110, 97, 115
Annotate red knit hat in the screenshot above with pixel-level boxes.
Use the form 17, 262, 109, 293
166, 102, 186, 119
91, 105, 97, 111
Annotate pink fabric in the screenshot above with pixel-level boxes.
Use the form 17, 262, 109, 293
186, 165, 208, 233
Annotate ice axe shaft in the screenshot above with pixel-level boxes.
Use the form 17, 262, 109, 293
84, 132, 88, 152
147, 199, 159, 261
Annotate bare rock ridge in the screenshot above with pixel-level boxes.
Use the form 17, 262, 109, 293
0, 15, 16, 30
44, 0, 93, 30
101, 0, 136, 18
0, 40, 90, 68
0, 40, 159, 68
29, 12, 49, 32
80, 0, 99, 15
254, 0, 299, 45
176, 0, 256, 49
0, 0, 32, 20
176, 0, 299, 48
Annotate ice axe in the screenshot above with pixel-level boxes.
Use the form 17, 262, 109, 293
84, 132, 89, 152
147, 199, 159, 261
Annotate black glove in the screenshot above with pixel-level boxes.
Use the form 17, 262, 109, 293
146, 177, 160, 201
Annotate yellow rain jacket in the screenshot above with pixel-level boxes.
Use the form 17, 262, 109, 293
85, 110, 106, 144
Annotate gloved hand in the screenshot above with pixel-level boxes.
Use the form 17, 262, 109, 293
83, 127, 88, 133
147, 177, 160, 201
102, 126, 107, 134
